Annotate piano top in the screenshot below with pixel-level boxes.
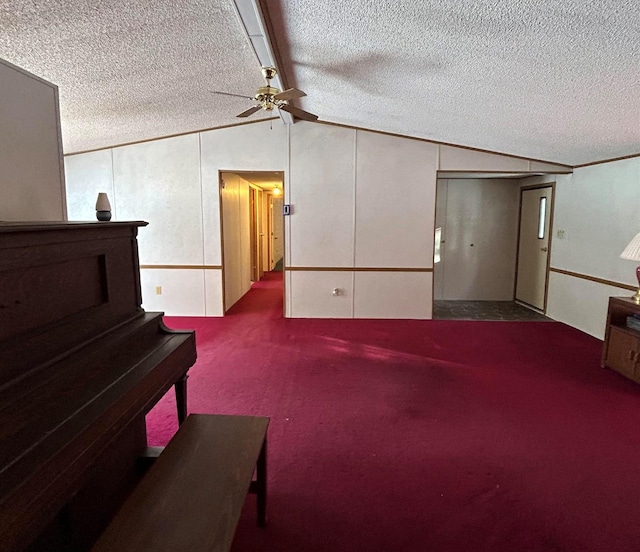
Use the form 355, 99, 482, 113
0, 221, 148, 232
1, 221, 150, 378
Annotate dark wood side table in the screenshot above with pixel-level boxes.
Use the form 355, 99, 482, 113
602, 296, 640, 383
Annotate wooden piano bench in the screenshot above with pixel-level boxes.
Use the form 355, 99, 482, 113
91, 414, 269, 552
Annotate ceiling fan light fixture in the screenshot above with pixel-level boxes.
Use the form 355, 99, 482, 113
212, 66, 318, 121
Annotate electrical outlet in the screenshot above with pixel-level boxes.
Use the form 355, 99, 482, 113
155, 286, 162, 295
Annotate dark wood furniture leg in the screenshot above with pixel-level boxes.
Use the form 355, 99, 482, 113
250, 437, 268, 527
257, 438, 267, 527
174, 373, 188, 425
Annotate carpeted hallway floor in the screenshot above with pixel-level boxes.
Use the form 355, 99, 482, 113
146, 272, 640, 551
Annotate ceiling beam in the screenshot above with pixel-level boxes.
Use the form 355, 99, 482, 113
232, 0, 294, 125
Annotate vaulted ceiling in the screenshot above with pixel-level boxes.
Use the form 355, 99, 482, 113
1, 0, 639, 166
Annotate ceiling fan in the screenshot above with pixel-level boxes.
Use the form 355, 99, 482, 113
212, 66, 318, 122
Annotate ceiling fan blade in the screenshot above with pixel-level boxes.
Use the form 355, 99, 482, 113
236, 105, 263, 118
210, 90, 255, 100
279, 104, 318, 122
273, 88, 306, 101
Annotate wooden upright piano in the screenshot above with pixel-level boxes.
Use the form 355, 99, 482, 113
0, 222, 197, 551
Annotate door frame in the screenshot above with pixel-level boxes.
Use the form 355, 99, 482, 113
249, 185, 266, 282
249, 186, 258, 282
218, 170, 285, 315
268, 194, 285, 270
514, 182, 556, 313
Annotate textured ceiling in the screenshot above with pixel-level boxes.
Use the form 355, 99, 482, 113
1, 1, 639, 165
268, 0, 640, 166
0, 0, 271, 153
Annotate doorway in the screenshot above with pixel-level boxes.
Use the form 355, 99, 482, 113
219, 171, 284, 313
269, 194, 284, 270
515, 185, 554, 312
433, 176, 553, 321
433, 176, 521, 301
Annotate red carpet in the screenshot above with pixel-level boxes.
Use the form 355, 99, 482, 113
147, 272, 640, 551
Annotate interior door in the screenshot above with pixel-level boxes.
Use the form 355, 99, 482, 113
515, 186, 552, 310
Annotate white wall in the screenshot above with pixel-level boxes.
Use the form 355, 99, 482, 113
285, 125, 437, 318
355, 131, 437, 268
65, 150, 114, 220
65, 134, 222, 316
64, 119, 571, 319
1, 58, 66, 221
546, 158, 640, 338
546, 271, 624, 339
114, 135, 204, 265
289, 123, 355, 268
434, 178, 520, 300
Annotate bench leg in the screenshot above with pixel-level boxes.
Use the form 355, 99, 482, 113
256, 438, 267, 527
174, 373, 188, 425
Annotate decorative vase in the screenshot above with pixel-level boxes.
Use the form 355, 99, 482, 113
95, 193, 112, 221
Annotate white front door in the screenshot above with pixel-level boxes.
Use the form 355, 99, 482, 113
515, 186, 552, 310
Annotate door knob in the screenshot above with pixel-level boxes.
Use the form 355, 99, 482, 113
541, 247, 548, 252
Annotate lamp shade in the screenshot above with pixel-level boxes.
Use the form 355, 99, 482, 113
621, 232, 640, 261
95, 192, 111, 211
